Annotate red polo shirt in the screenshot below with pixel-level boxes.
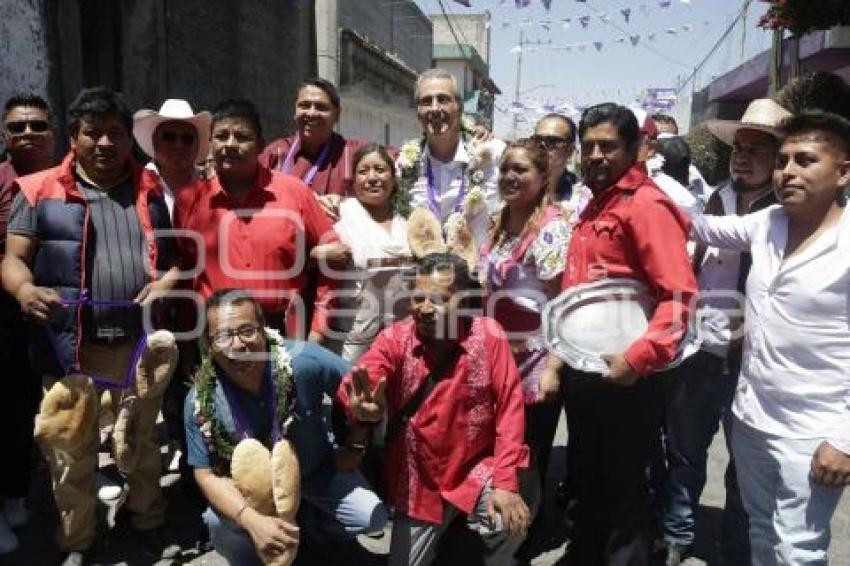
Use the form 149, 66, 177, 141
337, 316, 529, 525
174, 166, 339, 335
562, 164, 696, 375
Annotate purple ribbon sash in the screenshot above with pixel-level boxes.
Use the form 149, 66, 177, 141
46, 295, 147, 390
425, 158, 467, 221
219, 361, 282, 444
280, 135, 333, 187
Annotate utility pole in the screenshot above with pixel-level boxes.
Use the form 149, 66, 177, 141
510, 29, 524, 140
739, 0, 748, 63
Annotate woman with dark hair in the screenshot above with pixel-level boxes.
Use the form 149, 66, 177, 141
483, 140, 571, 485
313, 144, 412, 362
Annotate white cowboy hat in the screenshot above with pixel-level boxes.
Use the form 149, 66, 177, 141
133, 99, 211, 162
704, 98, 792, 146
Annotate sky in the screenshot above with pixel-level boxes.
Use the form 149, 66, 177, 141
413, 0, 777, 136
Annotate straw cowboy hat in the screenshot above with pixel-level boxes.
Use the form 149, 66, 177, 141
705, 98, 792, 146
133, 99, 211, 162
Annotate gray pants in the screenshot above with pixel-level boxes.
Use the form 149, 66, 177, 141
389, 479, 537, 566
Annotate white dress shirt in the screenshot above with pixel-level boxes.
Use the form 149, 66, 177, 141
408, 137, 504, 247
691, 204, 850, 453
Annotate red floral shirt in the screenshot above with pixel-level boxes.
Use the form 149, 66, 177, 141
562, 164, 697, 375
337, 316, 529, 524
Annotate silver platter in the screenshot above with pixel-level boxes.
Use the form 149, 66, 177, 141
542, 278, 700, 376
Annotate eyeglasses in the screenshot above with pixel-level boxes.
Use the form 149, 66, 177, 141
5, 120, 50, 135
209, 324, 262, 349
159, 130, 197, 145
529, 135, 572, 150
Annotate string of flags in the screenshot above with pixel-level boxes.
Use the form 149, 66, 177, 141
455, 0, 693, 11
495, 87, 678, 121
508, 20, 713, 53
487, 1, 698, 31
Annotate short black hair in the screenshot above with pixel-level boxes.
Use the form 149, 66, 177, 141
578, 103, 640, 148
211, 98, 263, 140
657, 137, 691, 186
538, 113, 577, 142
778, 111, 850, 157
651, 113, 678, 131
3, 93, 51, 121
67, 87, 132, 136
416, 253, 473, 292
204, 288, 266, 335
297, 78, 341, 109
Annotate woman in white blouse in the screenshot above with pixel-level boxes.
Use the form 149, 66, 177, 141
316, 144, 412, 362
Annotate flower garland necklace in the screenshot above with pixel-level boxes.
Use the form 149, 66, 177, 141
397, 119, 492, 219
193, 327, 295, 460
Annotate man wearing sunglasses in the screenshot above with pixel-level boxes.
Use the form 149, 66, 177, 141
531, 113, 578, 202
0, 94, 57, 555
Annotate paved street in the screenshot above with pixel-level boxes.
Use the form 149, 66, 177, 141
3, 413, 848, 565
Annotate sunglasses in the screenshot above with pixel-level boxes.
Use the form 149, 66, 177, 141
5, 120, 50, 135
529, 135, 572, 150
159, 131, 197, 145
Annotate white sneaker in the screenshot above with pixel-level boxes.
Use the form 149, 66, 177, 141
167, 448, 182, 474
96, 473, 125, 502
2, 498, 28, 528
0, 516, 19, 554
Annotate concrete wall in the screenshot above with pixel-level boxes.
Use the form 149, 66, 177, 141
337, 0, 432, 75
438, 60, 473, 97
431, 13, 490, 64
0, 0, 316, 151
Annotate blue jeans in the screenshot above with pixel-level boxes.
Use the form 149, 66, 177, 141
662, 350, 750, 563
204, 469, 388, 565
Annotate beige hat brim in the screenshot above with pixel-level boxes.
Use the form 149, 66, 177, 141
132, 110, 212, 163
704, 119, 782, 146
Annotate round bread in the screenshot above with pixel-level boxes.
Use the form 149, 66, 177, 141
34, 374, 98, 453
134, 330, 178, 399
407, 208, 447, 258
231, 438, 275, 517
271, 439, 301, 521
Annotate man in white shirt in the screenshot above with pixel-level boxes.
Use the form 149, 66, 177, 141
661, 98, 790, 566
691, 111, 850, 565
400, 69, 504, 247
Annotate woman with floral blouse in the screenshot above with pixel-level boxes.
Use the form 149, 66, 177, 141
482, 140, 572, 488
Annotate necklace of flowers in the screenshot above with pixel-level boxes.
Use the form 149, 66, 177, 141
397, 120, 492, 218
193, 327, 295, 461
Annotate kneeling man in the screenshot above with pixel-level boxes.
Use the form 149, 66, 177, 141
184, 289, 387, 565
337, 253, 533, 566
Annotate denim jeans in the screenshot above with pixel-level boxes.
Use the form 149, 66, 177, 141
662, 350, 750, 563
204, 469, 387, 565
731, 418, 844, 566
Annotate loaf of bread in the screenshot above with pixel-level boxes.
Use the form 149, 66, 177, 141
231, 438, 276, 517
408, 208, 447, 258
34, 374, 98, 453
134, 330, 178, 399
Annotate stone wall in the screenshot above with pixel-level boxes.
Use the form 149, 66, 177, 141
0, 0, 316, 152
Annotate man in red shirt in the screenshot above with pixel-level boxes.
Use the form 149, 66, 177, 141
540, 103, 696, 565
259, 78, 368, 220
0, 93, 56, 554
336, 252, 533, 566
175, 99, 339, 342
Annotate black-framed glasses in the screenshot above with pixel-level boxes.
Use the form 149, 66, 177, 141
5, 120, 50, 135
210, 324, 262, 349
160, 130, 197, 145
529, 134, 572, 150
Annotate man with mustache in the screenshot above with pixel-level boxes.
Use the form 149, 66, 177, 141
1, 86, 180, 565
539, 103, 696, 565
0, 93, 57, 555
690, 111, 850, 564
260, 78, 367, 221
660, 98, 790, 566
174, 99, 340, 343
337, 253, 532, 565
400, 69, 504, 246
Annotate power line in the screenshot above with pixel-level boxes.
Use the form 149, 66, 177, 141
676, 0, 754, 93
